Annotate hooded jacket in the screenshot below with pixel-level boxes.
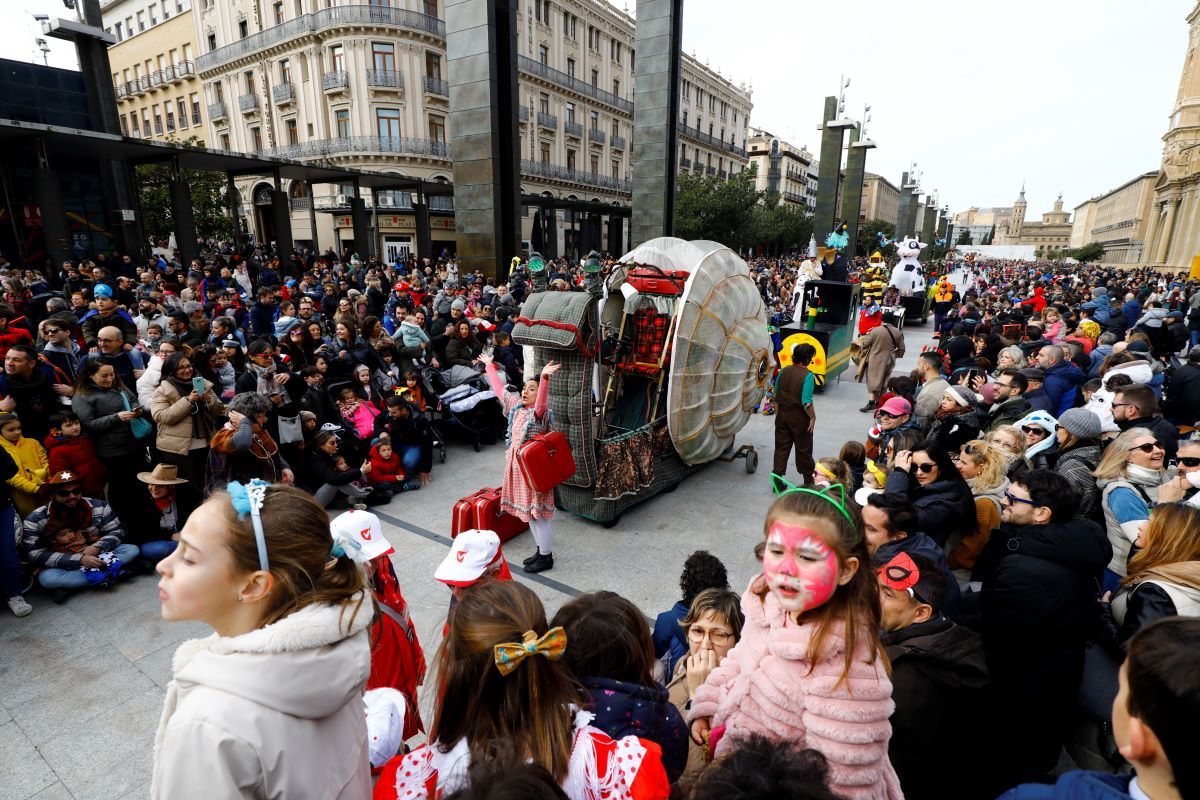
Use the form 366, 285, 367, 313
1043, 360, 1085, 417
43, 432, 107, 498
883, 618, 991, 800
1019, 286, 1047, 314
581, 675, 689, 784
1080, 288, 1112, 326
152, 595, 373, 800
884, 469, 976, 548
1163, 359, 1200, 421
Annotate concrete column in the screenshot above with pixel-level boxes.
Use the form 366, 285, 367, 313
921, 199, 937, 245
813, 97, 849, 245
544, 207, 558, 259
306, 180, 320, 253
906, 192, 920, 239
349, 195, 370, 257
33, 139, 72, 269
895, 173, 912, 238
414, 196, 432, 263
631, 0, 684, 245
841, 127, 874, 253
227, 174, 244, 250
271, 191, 294, 260
1146, 201, 1164, 263
446, 0, 521, 279
168, 167, 199, 269
1156, 198, 1179, 264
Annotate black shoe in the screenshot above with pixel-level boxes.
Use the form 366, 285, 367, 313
127, 558, 155, 576
859, 401, 877, 413
51, 588, 69, 605
364, 489, 392, 506
522, 549, 542, 568
523, 551, 554, 574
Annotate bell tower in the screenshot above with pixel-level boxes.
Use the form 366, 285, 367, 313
1010, 183, 1027, 241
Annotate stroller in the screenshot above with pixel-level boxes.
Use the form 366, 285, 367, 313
419, 364, 502, 452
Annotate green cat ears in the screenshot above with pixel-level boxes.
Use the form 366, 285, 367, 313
770, 474, 855, 530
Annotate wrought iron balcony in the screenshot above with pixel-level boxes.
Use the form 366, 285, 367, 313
422, 75, 448, 96
564, 120, 582, 137
537, 112, 558, 130
208, 101, 228, 121
368, 69, 402, 89
290, 196, 313, 210
706, 166, 716, 176
148, 70, 165, 88
519, 159, 631, 193
323, 70, 350, 91
588, 128, 605, 144
517, 55, 632, 114
262, 136, 451, 160
170, 61, 195, 81
238, 93, 260, 112
196, 5, 445, 73
680, 157, 691, 168
678, 122, 747, 159
718, 169, 727, 179
611, 134, 626, 150
272, 82, 296, 103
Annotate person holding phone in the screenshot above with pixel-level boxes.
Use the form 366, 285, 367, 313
150, 352, 225, 517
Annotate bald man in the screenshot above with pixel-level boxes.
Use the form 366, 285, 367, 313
84, 325, 145, 387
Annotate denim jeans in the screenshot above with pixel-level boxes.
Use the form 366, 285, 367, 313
313, 482, 370, 508
38, 543, 142, 590
1191, 329, 1200, 348
138, 540, 177, 563
398, 444, 422, 473
0, 503, 20, 598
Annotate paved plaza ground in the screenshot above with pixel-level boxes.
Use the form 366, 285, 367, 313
0, 323, 929, 800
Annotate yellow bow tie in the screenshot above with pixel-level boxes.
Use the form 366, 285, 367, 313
493, 627, 567, 676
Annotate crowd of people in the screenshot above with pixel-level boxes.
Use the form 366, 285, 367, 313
4, 243, 1200, 800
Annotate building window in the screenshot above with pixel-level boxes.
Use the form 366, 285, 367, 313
612, 160, 619, 179
153, 106, 163, 134
538, 44, 549, 65
425, 51, 441, 80
539, 92, 549, 115
566, 148, 576, 170
137, 10, 145, 31
207, 33, 217, 51
285, 118, 298, 145
540, 142, 550, 164
565, 101, 575, 123
610, 40, 620, 64
566, 57, 575, 78
590, 110, 599, 130
177, 99, 188, 127
191, 94, 201, 123
588, 25, 600, 50
611, 118, 618, 137
564, 11, 576, 39
372, 42, 395, 74
129, 112, 139, 135
244, 70, 255, 94
149, 6, 157, 24
213, 81, 224, 102
114, 22, 123, 40
591, 68, 598, 87
165, 107, 174, 131
429, 115, 446, 143
273, 2, 284, 24
331, 44, 344, 71
682, 111, 687, 128
220, 133, 230, 149
280, 58, 291, 83
250, 127, 262, 151
376, 108, 401, 142
423, 0, 437, 16
238, 19, 249, 38
612, 78, 619, 96
335, 108, 350, 138
590, 154, 599, 174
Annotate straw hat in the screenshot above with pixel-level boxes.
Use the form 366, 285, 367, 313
137, 463, 189, 485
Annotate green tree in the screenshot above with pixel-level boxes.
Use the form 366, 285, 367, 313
135, 136, 236, 243
983, 224, 996, 245
674, 167, 763, 250
1068, 242, 1106, 263
956, 228, 973, 246
858, 219, 895, 258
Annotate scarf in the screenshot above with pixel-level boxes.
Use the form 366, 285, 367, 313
1137, 563, 1200, 593
935, 404, 964, 422
167, 376, 216, 442
248, 362, 284, 398
1125, 464, 1167, 487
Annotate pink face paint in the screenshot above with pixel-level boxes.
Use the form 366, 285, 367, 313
762, 521, 839, 615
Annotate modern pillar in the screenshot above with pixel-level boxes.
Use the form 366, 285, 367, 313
168, 161, 198, 269
270, 170, 293, 259
921, 198, 936, 244
446, 0, 520, 279
33, 139, 71, 268
349, 195, 370, 257
906, 193, 920, 240
305, 180, 319, 253
1156, 197, 1179, 264
896, 172, 912, 238
226, 173, 243, 250
631, 0, 684, 245
414, 194, 432, 262
841, 127, 874, 254
544, 207, 558, 259
813, 96, 851, 246
1146, 201, 1164, 264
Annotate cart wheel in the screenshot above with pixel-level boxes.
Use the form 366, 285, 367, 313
473, 441, 481, 453
438, 448, 447, 464
602, 515, 622, 529
745, 449, 758, 474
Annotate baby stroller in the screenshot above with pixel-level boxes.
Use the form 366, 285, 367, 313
419, 364, 502, 453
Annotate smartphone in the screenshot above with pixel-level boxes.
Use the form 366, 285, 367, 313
192, 377, 205, 395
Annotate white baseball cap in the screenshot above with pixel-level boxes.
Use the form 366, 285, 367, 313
329, 510, 393, 561
363, 687, 407, 768
435, 529, 502, 587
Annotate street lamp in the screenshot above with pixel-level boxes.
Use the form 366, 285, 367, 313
35, 38, 50, 66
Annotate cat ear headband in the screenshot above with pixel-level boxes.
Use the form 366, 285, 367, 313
770, 473, 855, 530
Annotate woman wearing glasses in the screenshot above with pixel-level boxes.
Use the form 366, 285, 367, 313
1014, 410, 1058, 471
666, 588, 744, 791
1093, 428, 1169, 593
886, 443, 975, 548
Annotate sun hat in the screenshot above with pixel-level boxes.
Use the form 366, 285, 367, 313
136, 463, 189, 485
434, 529, 507, 587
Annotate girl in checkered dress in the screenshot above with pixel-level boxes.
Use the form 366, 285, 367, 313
480, 352, 561, 574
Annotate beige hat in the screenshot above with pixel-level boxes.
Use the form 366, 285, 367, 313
137, 463, 188, 485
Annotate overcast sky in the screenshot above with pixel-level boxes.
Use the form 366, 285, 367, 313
3, 0, 1190, 218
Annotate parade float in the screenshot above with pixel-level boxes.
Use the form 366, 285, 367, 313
510, 239, 769, 527
883, 235, 933, 326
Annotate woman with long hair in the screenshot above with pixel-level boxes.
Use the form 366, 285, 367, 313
152, 483, 372, 798
150, 351, 225, 514
1099, 502, 1200, 650
374, 580, 669, 799
884, 440, 975, 549
1094, 427, 1168, 592
279, 321, 313, 370
446, 319, 483, 370
949, 439, 1009, 575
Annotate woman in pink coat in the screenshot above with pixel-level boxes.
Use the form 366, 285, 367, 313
688, 484, 903, 800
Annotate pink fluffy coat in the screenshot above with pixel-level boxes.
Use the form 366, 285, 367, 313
688, 577, 903, 800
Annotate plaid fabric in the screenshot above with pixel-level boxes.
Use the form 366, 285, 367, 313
624, 307, 669, 376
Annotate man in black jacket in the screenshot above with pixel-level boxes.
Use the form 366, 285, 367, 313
985, 369, 1032, 433
1163, 345, 1200, 424
976, 470, 1110, 788
879, 550, 991, 800
1113, 384, 1180, 461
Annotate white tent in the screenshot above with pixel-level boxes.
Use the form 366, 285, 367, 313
952, 245, 1037, 261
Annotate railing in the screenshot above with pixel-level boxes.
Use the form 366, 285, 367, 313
518, 106, 529, 121
208, 101, 227, 120
368, 69, 402, 88
678, 122, 747, 158
422, 75, 448, 96
518, 55, 632, 113
706, 166, 716, 175
323, 70, 350, 91
290, 196, 313, 210
196, 6, 446, 72
171, 61, 195, 80
262, 136, 451, 160
166, 117, 176, 132
238, 93, 259, 112
718, 169, 727, 179
520, 159, 631, 193
680, 157, 691, 168
537, 112, 558, 130
272, 82, 296, 102
588, 128, 605, 144
115, 82, 130, 99
129, 77, 148, 95
148, 70, 165, 88
611, 134, 626, 149
564, 120, 582, 137
782, 191, 806, 204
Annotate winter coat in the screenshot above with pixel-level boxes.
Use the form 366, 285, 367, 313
882, 618, 991, 800
367, 443, 405, 485
371, 406, 435, 476
1098, 471, 1162, 577
914, 376, 949, 428
856, 323, 904, 396
950, 478, 1008, 574
1054, 442, 1102, 520
150, 378, 223, 456
151, 595, 373, 800
581, 676, 688, 784
1134, 307, 1167, 329
1023, 387, 1055, 414
998, 771, 1135, 799
71, 384, 141, 458
1163, 360, 1200, 422
1080, 290, 1113, 326
80, 309, 138, 348
665, 663, 707, 793
301, 449, 364, 492
688, 577, 903, 800
985, 397, 1032, 433
884, 468, 976, 548
42, 433, 106, 498
1123, 299, 1142, 328
927, 406, 984, 453
444, 335, 482, 369
651, 601, 689, 678
1100, 565, 1200, 650
0, 436, 48, 517
1043, 360, 1085, 417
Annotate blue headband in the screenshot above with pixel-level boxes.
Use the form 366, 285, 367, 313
227, 479, 270, 571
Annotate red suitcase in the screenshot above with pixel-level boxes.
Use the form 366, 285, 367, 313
516, 430, 576, 493
451, 487, 529, 543
625, 267, 689, 296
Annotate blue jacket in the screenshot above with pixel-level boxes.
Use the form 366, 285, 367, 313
652, 601, 689, 676
999, 771, 1134, 799
581, 676, 689, 784
1043, 360, 1085, 416
1081, 294, 1113, 326
1123, 299, 1142, 328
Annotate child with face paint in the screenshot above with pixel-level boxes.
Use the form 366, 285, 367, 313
686, 485, 903, 800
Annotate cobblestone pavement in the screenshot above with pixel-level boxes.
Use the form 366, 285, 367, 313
0, 322, 929, 800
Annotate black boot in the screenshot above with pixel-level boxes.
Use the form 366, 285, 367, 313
522, 549, 542, 568
523, 551, 554, 574
858, 400, 877, 413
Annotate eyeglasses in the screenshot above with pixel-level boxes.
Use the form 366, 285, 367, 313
687, 626, 734, 646
1128, 442, 1164, 454
289, 330, 304, 336
43, 328, 61, 335
52, 488, 82, 498
1004, 491, 1038, 507
1021, 425, 1051, 436
1176, 456, 1200, 468
913, 462, 937, 474
1111, 402, 1132, 410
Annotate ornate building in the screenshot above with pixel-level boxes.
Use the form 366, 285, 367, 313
1147, 1, 1200, 270
993, 186, 1073, 257
1070, 172, 1157, 264
745, 128, 816, 212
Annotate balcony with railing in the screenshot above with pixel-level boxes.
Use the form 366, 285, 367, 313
706, 166, 716, 176
272, 82, 296, 104
518, 55, 632, 114
781, 191, 806, 205
520, 159, 631, 193
196, 6, 446, 73
262, 136, 450, 161
238, 93, 260, 112
170, 61, 195, 81
147, 70, 166, 89
290, 196, 313, 210
129, 77, 148, 95
208, 102, 228, 121
718, 169, 727, 179
422, 75, 448, 96
367, 69, 402, 90
678, 123, 747, 159
564, 120, 582, 138
611, 134, 626, 150
680, 157, 691, 168
588, 128, 605, 145
537, 112, 558, 131
323, 70, 350, 92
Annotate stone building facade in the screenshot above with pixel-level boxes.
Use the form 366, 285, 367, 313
1070, 172, 1157, 264
745, 128, 816, 212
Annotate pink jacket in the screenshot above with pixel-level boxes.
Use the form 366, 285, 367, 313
688, 577, 903, 800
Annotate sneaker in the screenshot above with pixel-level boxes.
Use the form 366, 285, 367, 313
858, 401, 876, 413
352, 502, 368, 511
523, 551, 554, 574
522, 549, 542, 568
402, 481, 422, 492
7, 595, 32, 617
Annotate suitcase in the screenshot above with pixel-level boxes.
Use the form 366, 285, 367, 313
626, 267, 689, 296
451, 487, 529, 543
516, 430, 577, 493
